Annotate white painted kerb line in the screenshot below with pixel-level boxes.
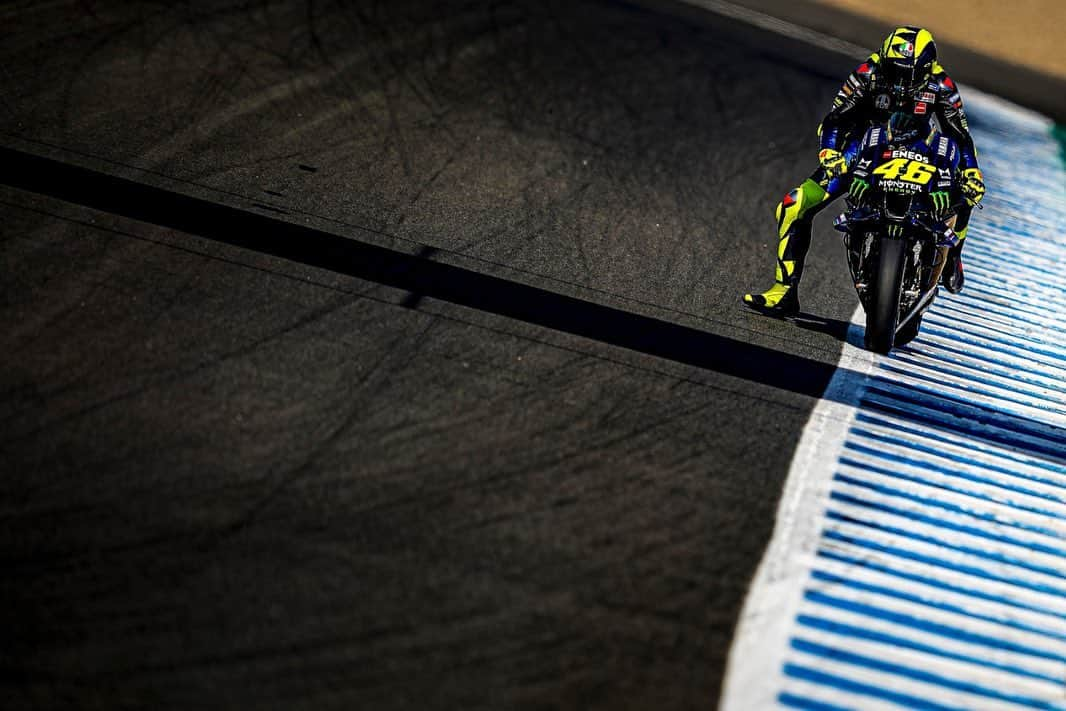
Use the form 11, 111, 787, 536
721, 89, 1066, 710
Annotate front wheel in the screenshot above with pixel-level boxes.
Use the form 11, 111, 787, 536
895, 314, 922, 347
864, 236, 906, 354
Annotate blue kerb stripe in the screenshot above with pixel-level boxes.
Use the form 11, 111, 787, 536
796, 614, 1064, 683
821, 529, 1066, 598
925, 321, 1066, 364
853, 414, 1066, 476
838, 454, 1066, 521
874, 366, 1066, 420
863, 384, 1066, 449
864, 383, 1066, 444
963, 279, 1066, 314
789, 639, 1066, 709
938, 290, 1059, 331
778, 692, 854, 711
826, 509, 1066, 581
843, 429, 1064, 498
960, 285, 1066, 324
828, 490, 1066, 557
967, 243, 1057, 270
834, 472, 1063, 539
969, 274, 1065, 300
852, 406, 1065, 477
966, 250, 1059, 281
929, 294, 1061, 334
900, 333, 1066, 384
817, 549, 1066, 622
925, 310, 1066, 353
857, 395, 1066, 464
968, 252, 1063, 284
890, 347, 1066, 399
809, 569, 1066, 643
968, 231, 1060, 255
782, 664, 965, 711
865, 381, 1066, 454
959, 279, 1065, 317
931, 300, 1058, 342
901, 334, 1066, 384
802, 591, 1066, 664
923, 324, 1066, 365
842, 443, 1066, 508
924, 295, 1060, 328
876, 363, 1066, 415
889, 352, 1066, 401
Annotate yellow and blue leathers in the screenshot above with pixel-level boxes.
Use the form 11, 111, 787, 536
744, 26, 983, 315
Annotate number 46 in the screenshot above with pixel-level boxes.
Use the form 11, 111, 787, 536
873, 157, 936, 185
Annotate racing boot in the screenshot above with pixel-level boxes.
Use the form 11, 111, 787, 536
743, 280, 800, 317
940, 242, 965, 294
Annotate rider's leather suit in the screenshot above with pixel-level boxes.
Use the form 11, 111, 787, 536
767, 53, 980, 297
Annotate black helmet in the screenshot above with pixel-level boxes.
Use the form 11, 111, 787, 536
879, 26, 937, 94
886, 112, 924, 145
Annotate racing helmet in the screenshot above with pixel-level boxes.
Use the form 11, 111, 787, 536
885, 111, 926, 145
879, 26, 937, 94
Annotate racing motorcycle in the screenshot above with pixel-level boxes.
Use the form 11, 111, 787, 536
833, 120, 971, 354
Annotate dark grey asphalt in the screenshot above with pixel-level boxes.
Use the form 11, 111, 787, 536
0, 2, 860, 709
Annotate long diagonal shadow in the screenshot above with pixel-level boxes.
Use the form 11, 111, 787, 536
1, 147, 839, 399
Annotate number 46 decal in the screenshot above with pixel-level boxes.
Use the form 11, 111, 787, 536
873, 157, 937, 185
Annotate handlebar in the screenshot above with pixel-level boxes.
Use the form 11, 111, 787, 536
833, 204, 961, 246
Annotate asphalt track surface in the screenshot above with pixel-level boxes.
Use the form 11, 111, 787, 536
1, 1, 865, 708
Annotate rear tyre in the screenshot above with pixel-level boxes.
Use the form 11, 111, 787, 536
864, 237, 906, 354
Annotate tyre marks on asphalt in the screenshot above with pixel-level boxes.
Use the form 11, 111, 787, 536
0, 147, 846, 399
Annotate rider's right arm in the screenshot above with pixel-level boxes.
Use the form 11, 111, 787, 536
932, 135, 961, 193
818, 55, 877, 151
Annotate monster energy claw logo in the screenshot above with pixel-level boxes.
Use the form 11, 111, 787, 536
849, 178, 870, 201
931, 190, 951, 215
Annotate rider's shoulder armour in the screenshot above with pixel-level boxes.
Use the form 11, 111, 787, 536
930, 63, 964, 109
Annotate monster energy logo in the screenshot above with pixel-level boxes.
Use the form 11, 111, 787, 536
887, 224, 905, 237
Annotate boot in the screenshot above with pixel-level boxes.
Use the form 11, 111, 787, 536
743, 281, 800, 317
940, 243, 965, 294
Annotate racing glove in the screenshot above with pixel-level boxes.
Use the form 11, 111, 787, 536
848, 177, 870, 204
819, 148, 848, 178
937, 226, 961, 248
961, 168, 985, 206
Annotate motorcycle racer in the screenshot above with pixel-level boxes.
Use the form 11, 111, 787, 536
743, 26, 985, 317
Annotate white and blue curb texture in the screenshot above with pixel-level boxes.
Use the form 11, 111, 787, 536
721, 93, 1066, 710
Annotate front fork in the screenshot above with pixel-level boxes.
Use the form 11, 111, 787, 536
843, 230, 877, 309
844, 230, 950, 313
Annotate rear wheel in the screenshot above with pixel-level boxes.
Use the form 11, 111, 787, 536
864, 237, 906, 354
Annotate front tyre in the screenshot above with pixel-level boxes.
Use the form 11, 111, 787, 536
864, 236, 906, 354
895, 314, 922, 347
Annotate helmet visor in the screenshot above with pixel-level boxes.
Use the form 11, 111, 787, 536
886, 111, 923, 144
882, 59, 925, 96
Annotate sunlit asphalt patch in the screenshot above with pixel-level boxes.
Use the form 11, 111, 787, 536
721, 94, 1066, 710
